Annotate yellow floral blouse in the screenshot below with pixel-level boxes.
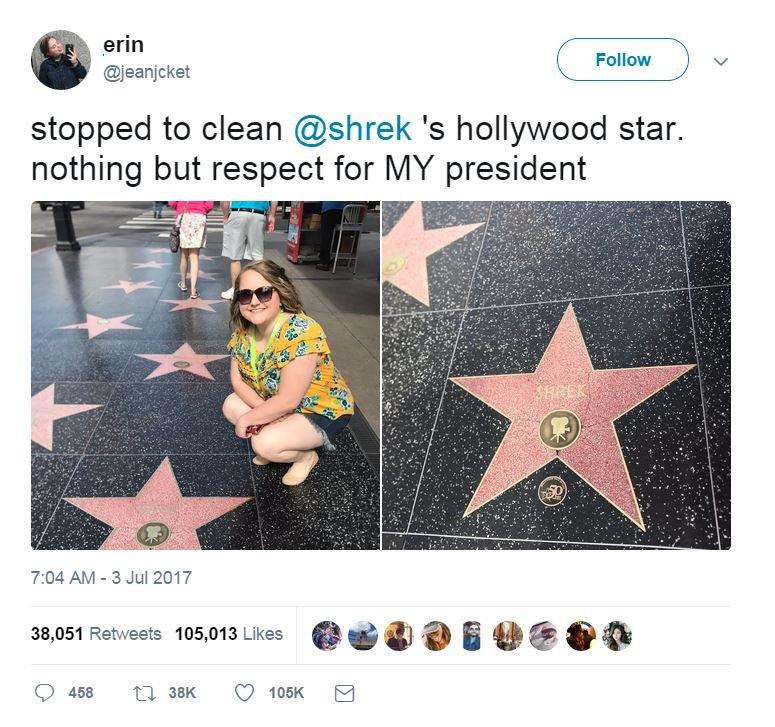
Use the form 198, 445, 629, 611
227, 313, 354, 420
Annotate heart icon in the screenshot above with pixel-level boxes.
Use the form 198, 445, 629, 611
235, 683, 255, 702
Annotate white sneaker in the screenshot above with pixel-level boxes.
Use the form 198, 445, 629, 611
220, 287, 234, 300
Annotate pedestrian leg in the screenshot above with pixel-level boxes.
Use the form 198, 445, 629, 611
317, 209, 338, 270
230, 259, 242, 287
179, 249, 189, 291
189, 249, 200, 298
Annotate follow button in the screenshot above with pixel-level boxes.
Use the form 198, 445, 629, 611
557, 38, 689, 81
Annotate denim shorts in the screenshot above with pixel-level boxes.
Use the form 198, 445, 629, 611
302, 413, 352, 452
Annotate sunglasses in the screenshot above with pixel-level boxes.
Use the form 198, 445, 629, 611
236, 285, 275, 305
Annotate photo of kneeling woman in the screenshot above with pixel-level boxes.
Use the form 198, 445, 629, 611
222, 260, 353, 486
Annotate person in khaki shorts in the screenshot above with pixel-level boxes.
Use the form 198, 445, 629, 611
220, 201, 278, 299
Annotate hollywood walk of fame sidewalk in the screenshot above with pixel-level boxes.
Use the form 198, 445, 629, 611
382, 201, 731, 551
31, 225, 380, 550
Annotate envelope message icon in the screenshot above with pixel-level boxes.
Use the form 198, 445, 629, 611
334, 684, 355, 702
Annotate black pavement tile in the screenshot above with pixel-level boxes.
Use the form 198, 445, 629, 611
469, 202, 687, 308
32, 300, 106, 337
399, 535, 663, 550
571, 291, 697, 370
254, 429, 379, 549
37, 497, 113, 549
32, 258, 144, 295
30, 248, 205, 333
681, 202, 731, 288
42, 261, 167, 298
79, 233, 180, 249
32, 339, 137, 382
140, 306, 231, 341
158, 273, 229, 298
31, 382, 113, 455
382, 201, 490, 314
381, 310, 464, 532
31, 455, 80, 547
405, 293, 719, 549
80, 285, 165, 312
86, 382, 245, 455
36, 455, 259, 550
48, 245, 158, 264
168, 283, 230, 302
382, 533, 405, 550
692, 285, 731, 548
121, 340, 231, 383
44, 309, 153, 341
196, 501, 262, 550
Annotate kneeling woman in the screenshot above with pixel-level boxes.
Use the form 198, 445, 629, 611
222, 261, 353, 485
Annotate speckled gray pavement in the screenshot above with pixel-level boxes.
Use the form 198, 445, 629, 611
31, 205, 380, 550
382, 201, 730, 550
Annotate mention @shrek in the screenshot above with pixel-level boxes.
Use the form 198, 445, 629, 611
103, 63, 191, 83
294, 113, 411, 147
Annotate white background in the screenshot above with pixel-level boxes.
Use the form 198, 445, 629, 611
5, 1, 771, 724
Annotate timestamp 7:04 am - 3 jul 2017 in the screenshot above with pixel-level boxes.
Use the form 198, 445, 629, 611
31, 569, 193, 586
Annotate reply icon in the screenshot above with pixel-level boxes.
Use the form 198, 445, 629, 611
34, 683, 54, 702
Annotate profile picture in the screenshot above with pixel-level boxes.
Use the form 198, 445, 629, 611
566, 621, 596, 651
602, 621, 632, 652
311, 621, 342, 652
529, 621, 559, 651
348, 621, 378, 651
384, 621, 413, 651
421, 621, 451, 651
493, 621, 523, 651
32, 30, 90, 90
463, 621, 481, 651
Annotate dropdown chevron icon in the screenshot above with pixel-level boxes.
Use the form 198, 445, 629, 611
714, 57, 728, 66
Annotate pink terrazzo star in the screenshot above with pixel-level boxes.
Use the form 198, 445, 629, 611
382, 202, 484, 306
133, 260, 169, 269
450, 304, 694, 530
103, 280, 159, 294
161, 298, 226, 312
186, 270, 217, 281
147, 247, 173, 254
65, 457, 251, 550
135, 342, 228, 380
199, 254, 217, 261
31, 384, 102, 450
58, 314, 141, 339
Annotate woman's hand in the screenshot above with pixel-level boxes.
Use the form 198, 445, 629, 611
67, 47, 79, 65
235, 413, 253, 439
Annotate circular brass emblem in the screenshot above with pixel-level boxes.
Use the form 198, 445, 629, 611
538, 476, 567, 507
382, 255, 406, 276
539, 410, 581, 450
137, 522, 170, 547
173, 360, 191, 369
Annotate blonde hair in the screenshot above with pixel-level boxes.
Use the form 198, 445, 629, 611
229, 260, 304, 334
